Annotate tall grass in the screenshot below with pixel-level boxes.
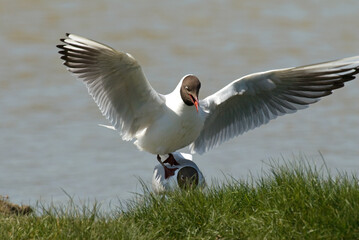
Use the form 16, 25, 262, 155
1, 158, 359, 239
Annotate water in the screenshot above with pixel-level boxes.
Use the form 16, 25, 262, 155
1, 1, 359, 208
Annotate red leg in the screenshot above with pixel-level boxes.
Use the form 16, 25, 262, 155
157, 154, 178, 179
163, 153, 180, 166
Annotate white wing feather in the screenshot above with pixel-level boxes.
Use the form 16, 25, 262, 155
191, 56, 359, 154
58, 34, 164, 141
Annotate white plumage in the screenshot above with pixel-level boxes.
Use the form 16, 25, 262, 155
152, 152, 206, 193
58, 33, 359, 159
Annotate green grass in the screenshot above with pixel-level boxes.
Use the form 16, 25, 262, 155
1, 158, 359, 239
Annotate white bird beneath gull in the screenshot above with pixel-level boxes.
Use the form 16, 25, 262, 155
152, 152, 205, 193
57, 33, 359, 179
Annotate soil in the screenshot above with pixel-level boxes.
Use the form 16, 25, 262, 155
0, 195, 33, 215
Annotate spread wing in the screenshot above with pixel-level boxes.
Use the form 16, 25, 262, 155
191, 56, 359, 154
57, 33, 164, 140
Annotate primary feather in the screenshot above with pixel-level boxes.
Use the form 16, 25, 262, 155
191, 56, 359, 154
57, 33, 164, 141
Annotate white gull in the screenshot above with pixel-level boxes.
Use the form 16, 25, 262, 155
58, 33, 359, 178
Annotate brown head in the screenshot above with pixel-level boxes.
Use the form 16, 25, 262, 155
180, 75, 201, 112
177, 166, 199, 189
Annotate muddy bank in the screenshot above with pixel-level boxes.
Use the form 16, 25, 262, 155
0, 195, 32, 215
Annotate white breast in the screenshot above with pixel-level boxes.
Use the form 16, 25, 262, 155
134, 86, 204, 155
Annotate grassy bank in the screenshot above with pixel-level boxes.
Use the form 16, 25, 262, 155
1, 160, 359, 239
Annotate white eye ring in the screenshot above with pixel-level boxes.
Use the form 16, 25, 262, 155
185, 86, 189, 90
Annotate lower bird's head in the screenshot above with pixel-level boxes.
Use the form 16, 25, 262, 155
180, 75, 201, 112
177, 166, 199, 189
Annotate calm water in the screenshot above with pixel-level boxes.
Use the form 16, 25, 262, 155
1, 1, 359, 207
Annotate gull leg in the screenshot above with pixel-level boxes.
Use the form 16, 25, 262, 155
163, 153, 180, 166
157, 154, 178, 179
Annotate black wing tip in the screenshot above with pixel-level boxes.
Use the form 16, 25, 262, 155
58, 33, 71, 44
59, 33, 71, 43
342, 76, 355, 82
320, 91, 333, 97
57, 43, 67, 61
333, 82, 345, 88
56, 44, 65, 49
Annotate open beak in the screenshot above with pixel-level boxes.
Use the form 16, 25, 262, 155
190, 95, 199, 112
194, 100, 199, 112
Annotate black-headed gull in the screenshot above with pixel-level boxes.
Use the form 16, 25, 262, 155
152, 152, 205, 193
57, 33, 359, 178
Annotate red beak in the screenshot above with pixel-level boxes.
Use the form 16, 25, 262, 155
194, 100, 199, 112
190, 95, 199, 112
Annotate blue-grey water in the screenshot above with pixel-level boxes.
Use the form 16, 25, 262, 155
1, 1, 359, 208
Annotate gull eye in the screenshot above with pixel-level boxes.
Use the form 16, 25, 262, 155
185, 86, 189, 90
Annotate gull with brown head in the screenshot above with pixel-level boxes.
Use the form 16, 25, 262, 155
57, 33, 359, 179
